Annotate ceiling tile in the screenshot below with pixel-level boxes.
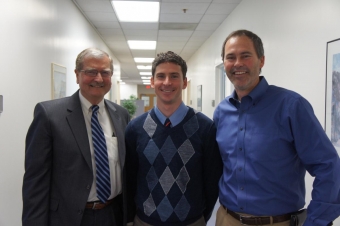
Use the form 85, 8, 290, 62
131, 50, 156, 58
85, 12, 118, 22
76, 0, 114, 12
158, 30, 193, 37
123, 29, 158, 36
98, 28, 124, 35
157, 36, 190, 42
106, 41, 129, 51
125, 35, 158, 41
157, 41, 186, 48
161, 3, 210, 14
92, 21, 120, 29
188, 36, 209, 42
200, 14, 227, 23
102, 34, 126, 42
156, 47, 183, 54
160, 14, 203, 23
185, 40, 205, 48
120, 22, 159, 30
195, 23, 220, 31
212, 0, 241, 3
161, 0, 211, 2
206, 3, 239, 14
192, 30, 213, 37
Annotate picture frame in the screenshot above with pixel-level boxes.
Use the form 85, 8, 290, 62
51, 63, 66, 99
197, 85, 202, 111
325, 38, 340, 152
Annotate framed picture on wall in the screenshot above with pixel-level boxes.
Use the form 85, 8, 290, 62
325, 38, 340, 152
197, 85, 202, 111
51, 63, 66, 99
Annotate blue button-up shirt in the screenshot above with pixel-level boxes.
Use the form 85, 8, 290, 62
213, 76, 340, 225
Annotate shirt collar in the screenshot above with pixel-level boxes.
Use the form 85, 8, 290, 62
79, 91, 105, 114
229, 76, 269, 105
154, 102, 188, 126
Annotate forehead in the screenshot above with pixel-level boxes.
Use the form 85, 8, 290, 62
225, 35, 256, 53
155, 62, 182, 74
83, 55, 111, 67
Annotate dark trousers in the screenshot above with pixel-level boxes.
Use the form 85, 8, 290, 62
80, 195, 123, 226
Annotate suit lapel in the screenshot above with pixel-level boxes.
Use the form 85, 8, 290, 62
66, 91, 92, 170
105, 100, 126, 169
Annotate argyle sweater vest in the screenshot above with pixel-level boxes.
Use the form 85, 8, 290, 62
126, 107, 217, 225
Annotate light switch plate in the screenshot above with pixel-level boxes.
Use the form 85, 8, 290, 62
0, 95, 3, 113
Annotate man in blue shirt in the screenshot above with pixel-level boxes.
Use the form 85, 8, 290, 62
214, 29, 340, 226
126, 51, 222, 225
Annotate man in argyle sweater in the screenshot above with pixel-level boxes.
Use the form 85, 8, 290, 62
126, 51, 222, 226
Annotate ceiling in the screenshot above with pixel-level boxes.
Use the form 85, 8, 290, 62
73, 0, 241, 85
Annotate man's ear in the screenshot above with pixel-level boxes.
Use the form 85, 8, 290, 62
75, 69, 79, 84
182, 77, 187, 89
260, 56, 265, 69
151, 76, 155, 88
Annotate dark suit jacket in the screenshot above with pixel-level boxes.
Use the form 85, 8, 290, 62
22, 90, 130, 226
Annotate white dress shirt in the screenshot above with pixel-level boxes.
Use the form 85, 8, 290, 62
79, 92, 122, 202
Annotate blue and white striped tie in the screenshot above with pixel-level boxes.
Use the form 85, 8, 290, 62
91, 105, 111, 203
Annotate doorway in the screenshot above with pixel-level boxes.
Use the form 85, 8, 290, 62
140, 94, 157, 112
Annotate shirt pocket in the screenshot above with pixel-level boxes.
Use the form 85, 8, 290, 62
247, 127, 292, 162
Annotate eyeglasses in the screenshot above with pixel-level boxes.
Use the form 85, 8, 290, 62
80, 69, 112, 78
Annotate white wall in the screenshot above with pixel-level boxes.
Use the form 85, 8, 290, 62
0, 0, 121, 225
120, 84, 138, 100
187, 0, 340, 224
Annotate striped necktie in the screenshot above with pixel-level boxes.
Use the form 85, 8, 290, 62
91, 105, 111, 203
164, 118, 171, 127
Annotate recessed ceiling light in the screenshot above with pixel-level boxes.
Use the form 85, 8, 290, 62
141, 76, 151, 79
112, 1, 159, 22
128, 40, 156, 50
140, 72, 152, 75
134, 58, 154, 63
137, 65, 152, 70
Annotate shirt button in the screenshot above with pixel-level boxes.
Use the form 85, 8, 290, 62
239, 148, 242, 151
86, 185, 90, 189
240, 127, 243, 131
78, 209, 83, 215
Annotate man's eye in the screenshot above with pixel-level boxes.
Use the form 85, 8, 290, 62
101, 71, 110, 77
87, 70, 98, 76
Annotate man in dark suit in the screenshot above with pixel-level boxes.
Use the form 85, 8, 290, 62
22, 48, 130, 226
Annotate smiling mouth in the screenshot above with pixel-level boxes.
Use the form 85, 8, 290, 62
90, 83, 104, 88
161, 89, 174, 93
234, 71, 247, 75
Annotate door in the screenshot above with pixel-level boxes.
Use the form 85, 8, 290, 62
140, 94, 157, 112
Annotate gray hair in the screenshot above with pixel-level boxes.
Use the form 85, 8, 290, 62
75, 48, 113, 71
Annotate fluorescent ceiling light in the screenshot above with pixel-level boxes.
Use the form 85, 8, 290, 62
120, 82, 126, 85
140, 72, 152, 76
128, 40, 156, 50
112, 1, 159, 22
143, 82, 151, 85
137, 65, 152, 70
141, 76, 151, 79
134, 58, 154, 63
142, 80, 150, 83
